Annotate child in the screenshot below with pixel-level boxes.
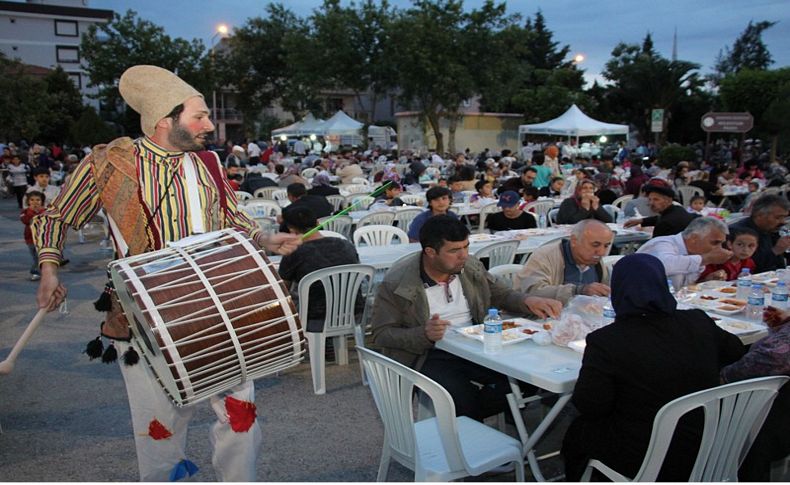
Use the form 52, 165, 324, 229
470, 179, 495, 207
698, 227, 758, 281
741, 179, 762, 214
21, 191, 45, 281
687, 194, 706, 215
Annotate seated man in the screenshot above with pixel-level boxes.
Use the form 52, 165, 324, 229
372, 216, 562, 421
728, 194, 790, 273
637, 216, 733, 290
519, 220, 614, 304
624, 178, 698, 237
485, 190, 537, 232
278, 182, 333, 232
407, 186, 457, 242
278, 206, 361, 332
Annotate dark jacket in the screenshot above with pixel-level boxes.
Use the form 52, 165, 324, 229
279, 194, 333, 232
240, 173, 277, 193
642, 204, 698, 238
307, 185, 340, 197
556, 197, 613, 225
729, 216, 786, 273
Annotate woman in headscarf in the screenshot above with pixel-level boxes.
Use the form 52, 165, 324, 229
277, 165, 308, 188
307, 171, 340, 196
556, 179, 613, 224
562, 254, 745, 481
624, 165, 649, 197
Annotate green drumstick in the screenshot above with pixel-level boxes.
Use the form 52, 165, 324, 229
301, 180, 394, 239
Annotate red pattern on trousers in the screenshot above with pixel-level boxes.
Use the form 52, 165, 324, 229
225, 396, 257, 432
147, 418, 173, 440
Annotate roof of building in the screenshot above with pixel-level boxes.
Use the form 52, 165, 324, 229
0, 1, 113, 20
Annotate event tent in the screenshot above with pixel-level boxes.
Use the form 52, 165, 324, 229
321, 110, 364, 135
270, 113, 325, 138
519, 104, 629, 143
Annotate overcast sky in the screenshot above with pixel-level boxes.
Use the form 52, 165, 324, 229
91, 0, 789, 86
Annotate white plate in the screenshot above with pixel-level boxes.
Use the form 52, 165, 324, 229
708, 316, 766, 335
684, 296, 746, 315
457, 319, 543, 345
468, 233, 506, 243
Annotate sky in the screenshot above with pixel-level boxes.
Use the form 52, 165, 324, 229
90, 0, 790, 86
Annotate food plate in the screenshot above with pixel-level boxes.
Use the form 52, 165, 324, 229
456, 318, 546, 345
468, 233, 506, 243
684, 296, 746, 315
708, 315, 766, 335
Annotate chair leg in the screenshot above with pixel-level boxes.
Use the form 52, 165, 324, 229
376, 446, 391, 481
354, 326, 368, 386
305, 332, 326, 395
335, 336, 349, 366
514, 459, 525, 482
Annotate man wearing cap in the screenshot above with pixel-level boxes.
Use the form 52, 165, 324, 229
32, 65, 300, 481
623, 178, 698, 238
485, 190, 537, 232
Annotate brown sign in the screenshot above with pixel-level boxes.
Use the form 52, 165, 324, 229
700, 112, 753, 133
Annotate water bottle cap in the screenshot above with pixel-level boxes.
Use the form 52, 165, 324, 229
741, 268, 750, 274
487, 308, 498, 315
752, 283, 763, 289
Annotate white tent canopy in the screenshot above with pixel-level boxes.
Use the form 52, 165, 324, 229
519, 104, 629, 141
321, 110, 364, 135
271, 113, 325, 137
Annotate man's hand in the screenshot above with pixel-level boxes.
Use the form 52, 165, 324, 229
261, 232, 302, 255
773, 236, 790, 255
524, 296, 562, 319
700, 246, 733, 265
37, 263, 66, 312
425, 313, 450, 342
763, 306, 790, 329
581, 282, 611, 297
623, 218, 643, 228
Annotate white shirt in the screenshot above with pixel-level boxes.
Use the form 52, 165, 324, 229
424, 277, 472, 327
247, 142, 261, 158
636, 233, 704, 289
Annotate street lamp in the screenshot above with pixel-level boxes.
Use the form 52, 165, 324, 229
573, 53, 585, 64
599, 135, 608, 143
210, 23, 229, 141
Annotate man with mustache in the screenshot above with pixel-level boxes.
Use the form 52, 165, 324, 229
32, 65, 299, 481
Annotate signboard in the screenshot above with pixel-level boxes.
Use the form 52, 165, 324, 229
700, 112, 753, 133
651, 109, 664, 132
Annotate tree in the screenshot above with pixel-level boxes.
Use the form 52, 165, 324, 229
710, 20, 776, 87
39, 67, 84, 143
81, 10, 208, 134
70, 106, 118, 146
0, 55, 51, 141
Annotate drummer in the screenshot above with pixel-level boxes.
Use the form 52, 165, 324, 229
32, 65, 300, 482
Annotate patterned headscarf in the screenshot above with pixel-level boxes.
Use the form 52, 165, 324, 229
312, 171, 331, 187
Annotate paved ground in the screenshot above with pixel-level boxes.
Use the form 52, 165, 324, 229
0, 193, 570, 482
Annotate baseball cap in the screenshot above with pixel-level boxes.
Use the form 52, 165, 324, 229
497, 191, 520, 208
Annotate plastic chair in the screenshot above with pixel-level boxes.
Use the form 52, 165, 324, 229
394, 208, 425, 233
352, 176, 371, 185
347, 195, 374, 210
357, 211, 396, 228
472, 240, 520, 269
343, 184, 371, 195
399, 194, 425, 206
253, 187, 278, 200
548, 207, 560, 226
326, 194, 346, 212
353, 225, 409, 247
677, 186, 704, 206
298, 264, 375, 395
319, 230, 347, 240
234, 190, 254, 202
317, 215, 353, 239
356, 347, 526, 482
524, 200, 555, 228
272, 189, 289, 206
581, 375, 789, 482
240, 199, 281, 218
602, 204, 618, 221
488, 263, 524, 289
612, 194, 634, 210
477, 202, 501, 234
301, 167, 319, 179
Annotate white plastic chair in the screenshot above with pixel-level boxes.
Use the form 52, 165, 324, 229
581, 375, 789, 482
399, 194, 425, 206
253, 187, 278, 200
677, 185, 704, 206
272, 189, 289, 207
477, 202, 501, 234
394, 208, 425, 233
356, 347, 526, 482
344, 184, 370, 195
548, 207, 560, 226
319, 230, 347, 240
240, 199, 281, 218
612, 194, 634, 210
472, 240, 520, 269
326, 194, 346, 212
317, 215, 353, 239
347, 195, 374, 210
353, 225, 409, 247
234, 190, 254, 202
357, 211, 396, 227
602, 204, 618, 221
488, 263, 524, 289
301, 167, 319, 179
298, 264, 375, 395
524, 200, 555, 228
352, 176, 371, 185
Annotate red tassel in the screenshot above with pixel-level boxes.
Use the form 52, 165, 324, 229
147, 418, 173, 440
225, 396, 257, 432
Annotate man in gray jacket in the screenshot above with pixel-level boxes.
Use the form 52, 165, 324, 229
371, 215, 562, 420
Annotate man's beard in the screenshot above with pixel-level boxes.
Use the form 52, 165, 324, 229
168, 122, 207, 151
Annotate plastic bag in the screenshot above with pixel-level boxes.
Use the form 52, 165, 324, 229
549, 295, 609, 347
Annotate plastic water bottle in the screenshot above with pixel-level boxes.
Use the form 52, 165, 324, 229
538, 213, 547, 229
771, 281, 789, 310
602, 298, 616, 326
616, 209, 626, 226
483, 308, 503, 354
746, 283, 765, 321
667, 278, 676, 297
736, 268, 752, 300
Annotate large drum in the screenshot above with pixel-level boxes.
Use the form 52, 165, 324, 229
109, 229, 303, 406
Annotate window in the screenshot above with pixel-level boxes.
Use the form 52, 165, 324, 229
55, 20, 78, 37
56, 46, 79, 63
67, 72, 81, 90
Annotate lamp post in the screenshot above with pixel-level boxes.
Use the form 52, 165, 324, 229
210, 23, 229, 142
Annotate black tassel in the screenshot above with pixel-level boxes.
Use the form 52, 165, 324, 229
101, 342, 118, 363
94, 283, 114, 312
85, 336, 104, 360
122, 346, 139, 366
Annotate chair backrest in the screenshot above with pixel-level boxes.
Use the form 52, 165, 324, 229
677, 185, 704, 206
356, 347, 468, 474
612, 194, 634, 210
477, 202, 501, 234
347, 195, 375, 210
548, 207, 560, 226
234, 190, 254, 202
317, 215, 353, 239
301, 167, 319, 179
253, 186, 278, 200
240, 199, 282, 217
633, 375, 788, 482
343, 184, 371, 195
326, 194, 346, 212
601, 255, 623, 275
357, 211, 396, 227
298, 264, 375, 336
319, 230, 348, 240
487, 263, 524, 289
394, 208, 425, 233
602, 204, 618, 221
525, 200, 556, 227
352, 176, 370, 185
472, 240, 520, 268
272, 189, 289, 205
399, 194, 425, 206
353, 225, 409, 247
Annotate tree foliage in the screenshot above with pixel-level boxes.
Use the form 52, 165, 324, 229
711, 20, 776, 87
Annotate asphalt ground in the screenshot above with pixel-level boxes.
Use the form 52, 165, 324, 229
0, 192, 569, 482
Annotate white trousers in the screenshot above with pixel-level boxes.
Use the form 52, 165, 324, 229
118, 342, 263, 481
